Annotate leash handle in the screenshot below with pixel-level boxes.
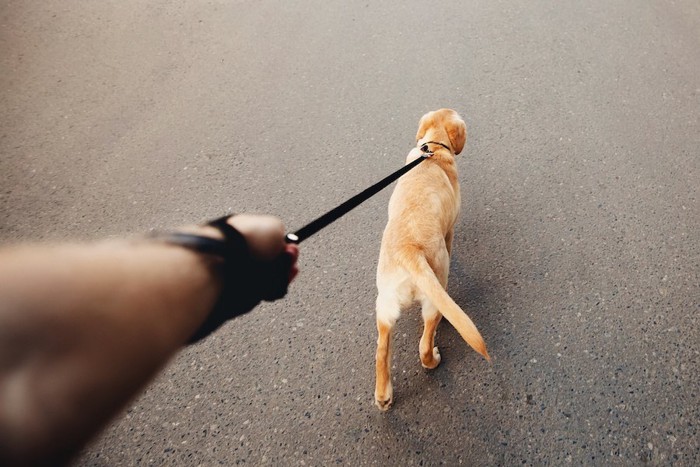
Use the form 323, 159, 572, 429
285, 151, 431, 244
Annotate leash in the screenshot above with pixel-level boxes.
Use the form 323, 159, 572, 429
285, 142, 446, 244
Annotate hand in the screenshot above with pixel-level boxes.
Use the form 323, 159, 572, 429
187, 214, 299, 343
228, 214, 299, 283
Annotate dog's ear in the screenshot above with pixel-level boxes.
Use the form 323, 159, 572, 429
446, 113, 467, 155
415, 112, 433, 143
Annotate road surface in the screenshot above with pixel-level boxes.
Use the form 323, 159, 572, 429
1, 0, 698, 465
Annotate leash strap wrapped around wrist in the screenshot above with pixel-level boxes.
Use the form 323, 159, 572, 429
186, 215, 255, 343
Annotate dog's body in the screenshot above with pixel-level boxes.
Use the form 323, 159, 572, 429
374, 109, 489, 410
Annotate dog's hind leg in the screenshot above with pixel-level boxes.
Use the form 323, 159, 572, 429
419, 299, 442, 369
375, 291, 400, 411
420, 253, 449, 369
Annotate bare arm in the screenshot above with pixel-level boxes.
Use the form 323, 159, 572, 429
0, 214, 298, 466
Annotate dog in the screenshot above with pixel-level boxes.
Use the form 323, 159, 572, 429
374, 108, 489, 411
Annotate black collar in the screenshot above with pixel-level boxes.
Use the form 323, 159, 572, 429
419, 140, 452, 153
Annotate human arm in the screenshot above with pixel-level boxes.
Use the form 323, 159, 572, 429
0, 214, 298, 466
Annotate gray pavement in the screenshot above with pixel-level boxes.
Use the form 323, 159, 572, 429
1, 0, 699, 465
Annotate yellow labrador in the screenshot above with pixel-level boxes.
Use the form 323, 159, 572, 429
374, 109, 489, 411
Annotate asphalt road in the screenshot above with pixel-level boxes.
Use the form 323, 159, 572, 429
1, 1, 699, 465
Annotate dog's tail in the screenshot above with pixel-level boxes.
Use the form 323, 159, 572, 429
400, 247, 490, 360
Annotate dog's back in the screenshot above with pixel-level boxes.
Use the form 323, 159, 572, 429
379, 147, 460, 265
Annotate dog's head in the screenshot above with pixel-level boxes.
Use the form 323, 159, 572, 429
415, 108, 467, 155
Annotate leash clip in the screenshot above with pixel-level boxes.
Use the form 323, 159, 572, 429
420, 143, 434, 157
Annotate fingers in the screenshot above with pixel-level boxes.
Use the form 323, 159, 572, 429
285, 243, 300, 283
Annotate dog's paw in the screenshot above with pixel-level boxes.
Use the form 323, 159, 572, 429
421, 346, 442, 370
375, 395, 393, 411
374, 385, 394, 411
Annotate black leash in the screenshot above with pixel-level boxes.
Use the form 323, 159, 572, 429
285, 142, 444, 244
